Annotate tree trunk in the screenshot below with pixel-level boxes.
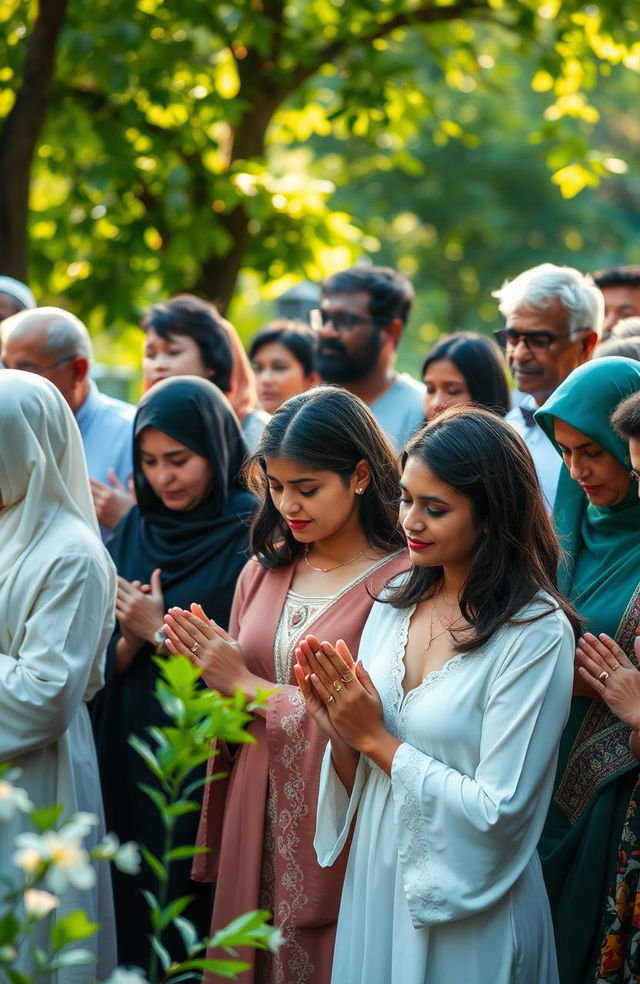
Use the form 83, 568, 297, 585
196, 94, 281, 311
0, 0, 69, 279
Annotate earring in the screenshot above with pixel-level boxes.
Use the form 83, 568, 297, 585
355, 487, 364, 496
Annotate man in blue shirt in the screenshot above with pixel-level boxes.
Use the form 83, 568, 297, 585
1, 306, 134, 537
314, 265, 425, 450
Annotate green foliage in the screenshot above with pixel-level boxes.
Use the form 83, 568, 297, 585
129, 655, 279, 983
0, 0, 639, 346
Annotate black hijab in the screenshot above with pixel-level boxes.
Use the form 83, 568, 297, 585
107, 375, 256, 623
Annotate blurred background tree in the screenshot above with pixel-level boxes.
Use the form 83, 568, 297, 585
0, 0, 638, 370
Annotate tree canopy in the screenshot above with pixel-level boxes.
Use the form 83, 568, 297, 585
0, 0, 639, 346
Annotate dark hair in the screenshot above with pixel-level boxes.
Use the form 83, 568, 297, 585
386, 406, 581, 651
593, 265, 640, 290
322, 266, 415, 331
611, 391, 640, 441
248, 319, 317, 376
421, 332, 511, 417
142, 293, 233, 392
245, 386, 405, 567
594, 337, 640, 362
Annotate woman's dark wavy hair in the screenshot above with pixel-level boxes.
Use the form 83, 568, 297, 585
245, 386, 405, 568
248, 319, 317, 376
142, 293, 233, 393
422, 331, 511, 417
387, 406, 581, 650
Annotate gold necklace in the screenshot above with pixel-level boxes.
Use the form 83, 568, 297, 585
304, 542, 371, 573
424, 586, 465, 650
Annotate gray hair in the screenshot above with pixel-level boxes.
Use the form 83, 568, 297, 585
492, 263, 604, 339
611, 316, 640, 341
1, 307, 93, 363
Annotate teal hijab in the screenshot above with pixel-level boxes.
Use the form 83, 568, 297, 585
535, 356, 640, 638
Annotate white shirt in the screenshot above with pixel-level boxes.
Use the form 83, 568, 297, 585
315, 590, 573, 984
506, 395, 562, 510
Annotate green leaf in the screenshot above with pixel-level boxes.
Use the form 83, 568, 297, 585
149, 934, 172, 972
172, 915, 202, 957
140, 845, 167, 883
48, 947, 95, 969
128, 735, 164, 781
28, 804, 64, 832
175, 957, 249, 977
166, 845, 210, 861
142, 888, 160, 913
0, 913, 20, 946
139, 782, 168, 815
157, 894, 194, 931
209, 909, 276, 952
6, 969, 31, 984
50, 911, 98, 952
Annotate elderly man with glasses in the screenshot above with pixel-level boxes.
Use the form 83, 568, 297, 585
1, 306, 134, 537
492, 263, 603, 510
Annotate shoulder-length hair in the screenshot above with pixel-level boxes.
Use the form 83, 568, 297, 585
422, 331, 510, 417
245, 387, 405, 567
387, 406, 581, 649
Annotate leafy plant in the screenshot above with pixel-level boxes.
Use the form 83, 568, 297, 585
128, 655, 280, 983
0, 656, 280, 983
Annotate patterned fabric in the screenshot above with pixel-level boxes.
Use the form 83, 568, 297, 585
597, 777, 640, 982
555, 587, 640, 824
595, 583, 640, 983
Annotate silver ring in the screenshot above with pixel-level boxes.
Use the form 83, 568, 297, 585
598, 670, 609, 683
191, 642, 200, 654
327, 695, 334, 703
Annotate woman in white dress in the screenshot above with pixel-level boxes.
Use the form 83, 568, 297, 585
0, 371, 117, 981
294, 406, 579, 984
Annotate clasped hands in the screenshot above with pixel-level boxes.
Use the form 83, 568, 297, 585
162, 604, 249, 696
293, 635, 387, 756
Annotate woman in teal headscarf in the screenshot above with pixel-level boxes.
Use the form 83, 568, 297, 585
535, 357, 640, 984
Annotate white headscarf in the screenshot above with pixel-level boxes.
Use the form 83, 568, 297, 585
0, 276, 36, 310
0, 371, 101, 597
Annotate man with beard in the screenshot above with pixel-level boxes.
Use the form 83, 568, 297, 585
492, 263, 602, 509
315, 266, 425, 449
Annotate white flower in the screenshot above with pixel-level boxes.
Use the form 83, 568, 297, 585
14, 828, 96, 894
114, 841, 140, 875
102, 968, 150, 984
94, 834, 140, 875
60, 812, 99, 840
0, 778, 33, 821
95, 833, 119, 859
23, 888, 60, 918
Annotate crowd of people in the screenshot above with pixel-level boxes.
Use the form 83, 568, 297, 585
1, 259, 640, 984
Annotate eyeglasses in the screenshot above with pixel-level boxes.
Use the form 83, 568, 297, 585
1, 354, 77, 374
309, 308, 383, 334
493, 328, 588, 354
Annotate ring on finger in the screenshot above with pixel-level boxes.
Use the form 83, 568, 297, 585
191, 642, 200, 654
327, 695, 335, 703
332, 680, 342, 692
598, 670, 609, 683
341, 672, 354, 684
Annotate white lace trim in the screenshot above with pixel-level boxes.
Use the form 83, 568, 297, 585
383, 603, 471, 738
392, 742, 441, 920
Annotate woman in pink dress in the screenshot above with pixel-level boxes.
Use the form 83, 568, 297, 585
163, 387, 408, 984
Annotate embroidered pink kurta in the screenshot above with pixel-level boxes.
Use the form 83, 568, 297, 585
193, 552, 407, 984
